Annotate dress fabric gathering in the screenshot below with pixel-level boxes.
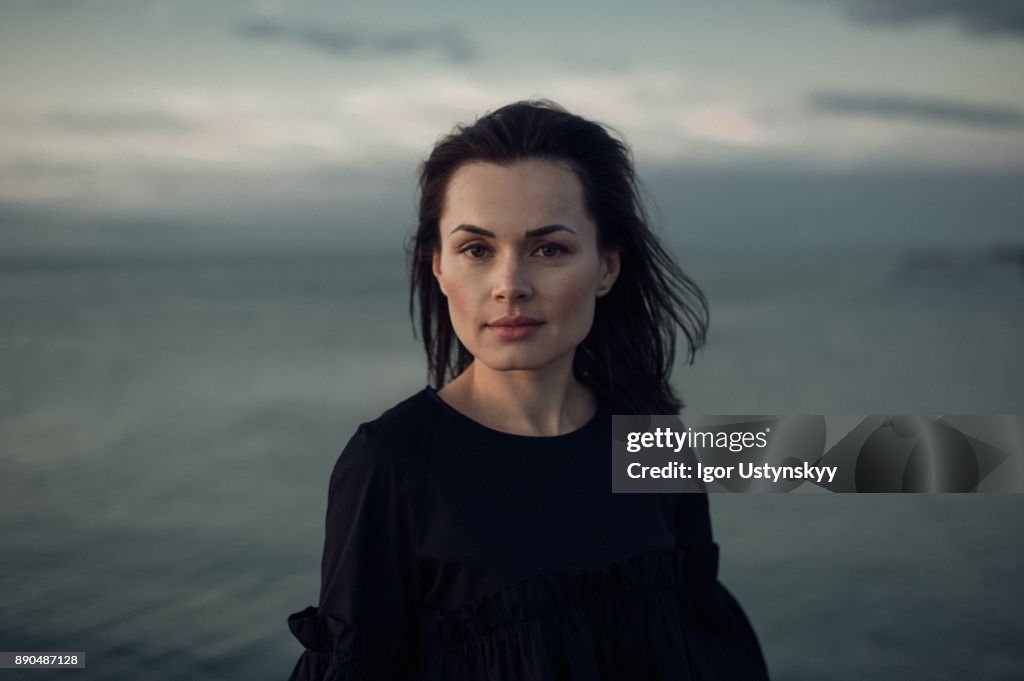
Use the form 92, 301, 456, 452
286, 387, 770, 680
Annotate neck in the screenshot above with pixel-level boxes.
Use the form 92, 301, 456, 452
440, 356, 597, 437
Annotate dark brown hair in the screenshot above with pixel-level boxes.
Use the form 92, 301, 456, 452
407, 99, 708, 414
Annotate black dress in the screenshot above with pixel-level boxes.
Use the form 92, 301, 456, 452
286, 387, 770, 680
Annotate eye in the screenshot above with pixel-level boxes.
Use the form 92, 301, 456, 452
534, 243, 569, 258
458, 242, 491, 259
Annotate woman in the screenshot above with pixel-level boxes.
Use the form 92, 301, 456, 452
286, 100, 770, 680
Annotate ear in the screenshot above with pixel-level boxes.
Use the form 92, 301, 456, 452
596, 249, 620, 298
432, 249, 448, 297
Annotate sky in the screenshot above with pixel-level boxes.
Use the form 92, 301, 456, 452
2, 0, 1023, 253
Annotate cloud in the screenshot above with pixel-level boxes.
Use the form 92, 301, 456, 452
235, 18, 478, 64
6, 70, 1024, 221
808, 91, 1024, 129
684, 108, 765, 145
817, 0, 1024, 39
47, 109, 199, 135
31, 0, 78, 10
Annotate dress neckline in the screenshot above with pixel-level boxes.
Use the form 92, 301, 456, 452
423, 385, 607, 441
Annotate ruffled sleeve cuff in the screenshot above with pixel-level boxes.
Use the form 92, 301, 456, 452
286, 606, 412, 681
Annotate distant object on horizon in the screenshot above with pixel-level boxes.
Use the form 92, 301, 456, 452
901, 244, 1024, 281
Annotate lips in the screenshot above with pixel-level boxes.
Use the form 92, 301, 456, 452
485, 315, 543, 340
486, 315, 543, 327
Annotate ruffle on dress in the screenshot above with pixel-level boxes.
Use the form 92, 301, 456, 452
288, 545, 768, 680
286, 606, 412, 680
422, 545, 718, 649
417, 545, 768, 681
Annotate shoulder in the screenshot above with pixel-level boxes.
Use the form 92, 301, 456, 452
368, 387, 439, 434
349, 388, 437, 458
331, 388, 437, 488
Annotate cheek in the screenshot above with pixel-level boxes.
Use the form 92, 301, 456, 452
550, 268, 599, 325
440, 271, 484, 332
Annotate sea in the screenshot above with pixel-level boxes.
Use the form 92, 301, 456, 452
1, 245, 1022, 680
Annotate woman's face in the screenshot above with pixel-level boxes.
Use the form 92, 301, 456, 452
433, 159, 620, 375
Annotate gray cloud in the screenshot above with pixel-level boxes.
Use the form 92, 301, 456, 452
32, 0, 78, 10
808, 91, 1024, 129
235, 18, 477, 64
817, 0, 1024, 39
46, 109, 199, 135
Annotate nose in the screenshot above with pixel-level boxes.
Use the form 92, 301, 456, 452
492, 252, 532, 302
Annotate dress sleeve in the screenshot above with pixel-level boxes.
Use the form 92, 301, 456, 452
286, 423, 421, 680
675, 493, 771, 680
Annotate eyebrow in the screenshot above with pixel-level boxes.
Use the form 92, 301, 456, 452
448, 223, 578, 238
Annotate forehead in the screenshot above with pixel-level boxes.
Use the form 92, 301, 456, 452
441, 159, 592, 234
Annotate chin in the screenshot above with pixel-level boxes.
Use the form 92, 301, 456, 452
473, 347, 574, 374
475, 355, 548, 373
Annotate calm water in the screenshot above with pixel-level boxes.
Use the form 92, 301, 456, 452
1, 247, 1022, 680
